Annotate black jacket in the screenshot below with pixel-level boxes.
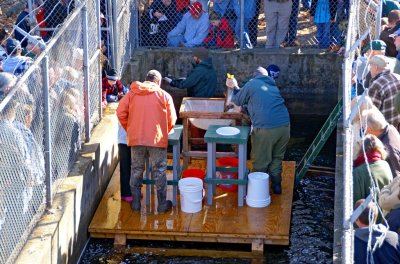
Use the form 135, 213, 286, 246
170, 58, 217, 98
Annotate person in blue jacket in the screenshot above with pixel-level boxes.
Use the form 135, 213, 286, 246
167, 2, 210, 47
354, 199, 400, 264
164, 47, 217, 97
226, 67, 290, 194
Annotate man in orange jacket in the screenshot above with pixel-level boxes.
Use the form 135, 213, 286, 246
117, 70, 177, 213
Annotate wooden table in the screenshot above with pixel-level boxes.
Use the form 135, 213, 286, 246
144, 124, 183, 206
204, 125, 250, 207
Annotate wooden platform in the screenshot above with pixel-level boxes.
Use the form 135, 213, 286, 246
89, 160, 296, 252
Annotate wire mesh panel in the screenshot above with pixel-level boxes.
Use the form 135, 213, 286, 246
116, 0, 133, 73
357, 0, 377, 40
46, 6, 85, 194
89, 58, 101, 126
87, 0, 101, 58
0, 69, 46, 263
136, 0, 348, 49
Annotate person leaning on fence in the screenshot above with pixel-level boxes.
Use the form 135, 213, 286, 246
367, 55, 400, 130
101, 69, 126, 108
352, 134, 393, 205
203, 11, 234, 49
362, 108, 400, 179
264, 0, 292, 49
116, 70, 177, 213
226, 67, 290, 194
310, 0, 338, 49
2, 38, 33, 77
164, 47, 217, 97
353, 199, 400, 264
379, 176, 400, 234
140, 0, 181, 47
167, 2, 210, 47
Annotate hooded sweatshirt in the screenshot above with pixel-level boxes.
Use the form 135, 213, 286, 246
354, 224, 400, 264
231, 74, 290, 129
167, 11, 209, 47
170, 57, 217, 97
116, 81, 177, 148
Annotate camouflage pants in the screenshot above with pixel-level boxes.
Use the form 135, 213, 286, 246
130, 146, 167, 194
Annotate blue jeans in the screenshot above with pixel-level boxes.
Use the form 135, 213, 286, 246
285, 0, 300, 44
316, 22, 331, 48
106, 94, 119, 102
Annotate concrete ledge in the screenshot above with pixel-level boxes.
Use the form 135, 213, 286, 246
16, 105, 119, 264
122, 48, 342, 116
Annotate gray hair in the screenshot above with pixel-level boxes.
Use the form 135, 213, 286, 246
0, 72, 17, 93
362, 108, 388, 131
146, 70, 162, 83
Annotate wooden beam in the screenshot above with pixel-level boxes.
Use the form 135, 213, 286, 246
125, 247, 262, 259
251, 239, 264, 256
114, 234, 127, 246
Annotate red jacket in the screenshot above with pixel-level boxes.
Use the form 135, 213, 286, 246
102, 77, 123, 101
204, 18, 234, 49
116, 81, 177, 148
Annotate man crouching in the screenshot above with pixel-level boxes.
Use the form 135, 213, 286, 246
117, 70, 177, 213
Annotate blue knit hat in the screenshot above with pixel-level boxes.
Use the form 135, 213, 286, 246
266, 64, 280, 79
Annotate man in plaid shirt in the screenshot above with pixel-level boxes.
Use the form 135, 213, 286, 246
368, 55, 400, 130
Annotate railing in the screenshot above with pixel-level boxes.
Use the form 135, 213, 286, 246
0, 0, 132, 262
341, 0, 382, 262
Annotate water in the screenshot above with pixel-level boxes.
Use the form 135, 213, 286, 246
79, 115, 336, 263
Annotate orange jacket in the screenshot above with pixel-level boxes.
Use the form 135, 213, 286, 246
116, 81, 177, 148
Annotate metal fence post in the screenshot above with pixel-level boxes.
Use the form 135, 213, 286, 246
375, 0, 382, 38
42, 56, 52, 207
107, 0, 116, 68
240, 0, 244, 50
112, 0, 119, 71
342, 0, 357, 262
82, 5, 91, 142
96, 0, 103, 119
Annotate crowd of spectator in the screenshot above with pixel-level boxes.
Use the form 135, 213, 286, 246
139, 0, 350, 49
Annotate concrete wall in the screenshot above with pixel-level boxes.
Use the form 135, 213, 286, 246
122, 48, 342, 116
16, 105, 119, 264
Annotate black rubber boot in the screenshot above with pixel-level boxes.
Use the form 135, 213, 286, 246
157, 190, 172, 213
131, 188, 141, 211
271, 175, 282, 195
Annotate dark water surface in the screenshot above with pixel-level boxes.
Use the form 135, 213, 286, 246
79, 115, 336, 264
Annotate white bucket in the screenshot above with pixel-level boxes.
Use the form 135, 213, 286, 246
178, 177, 204, 213
246, 172, 271, 208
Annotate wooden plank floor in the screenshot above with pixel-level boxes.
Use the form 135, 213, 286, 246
89, 160, 296, 246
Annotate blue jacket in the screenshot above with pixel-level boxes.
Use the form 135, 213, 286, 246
354, 224, 400, 264
232, 0, 256, 19
170, 58, 217, 97
231, 74, 290, 129
167, 11, 209, 47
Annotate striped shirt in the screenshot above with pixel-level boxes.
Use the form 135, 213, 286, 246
368, 70, 400, 129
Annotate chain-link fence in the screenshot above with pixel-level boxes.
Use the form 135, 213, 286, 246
134, 0, 350, 50
0, 0, 115, 261
340, 0, 386, 262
